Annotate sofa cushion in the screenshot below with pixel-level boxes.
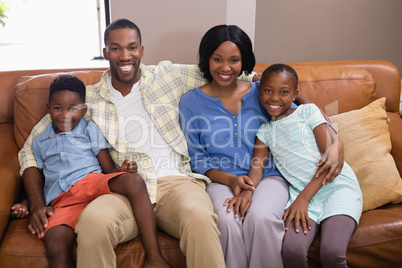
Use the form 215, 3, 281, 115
388, 112, 402, 176
0, 219, 186, 268
308, 204, 402, 267
14, 71, 104, 149
329, 97, 402, 211
0, 123, 20, 238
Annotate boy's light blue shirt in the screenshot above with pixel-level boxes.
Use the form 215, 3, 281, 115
32, 119, 110, 205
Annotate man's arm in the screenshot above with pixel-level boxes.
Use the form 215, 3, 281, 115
22, 167, 53, 239
18, 114, 51, 175
252, 73, 261, 82
18, 114, 53, 238
294, 94, 311, 106
22, 167, 45, 212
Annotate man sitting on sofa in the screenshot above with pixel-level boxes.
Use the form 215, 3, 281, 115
18, 18, 343, 268
19, 18, 242, 268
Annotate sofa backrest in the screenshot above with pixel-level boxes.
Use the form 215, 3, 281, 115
14, 70, 104, 149
254, 60, 401, 113
0, 68, 106, 124
293, 66, 375, 116
7, 60, 402, 158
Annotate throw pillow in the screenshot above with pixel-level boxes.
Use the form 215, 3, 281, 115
329, 97, 402, 211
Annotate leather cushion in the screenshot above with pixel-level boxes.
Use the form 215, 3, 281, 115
14, 71, 104, 149
0, 219, 186, 268
308, 204, 402, 268
294, 66, 377, 116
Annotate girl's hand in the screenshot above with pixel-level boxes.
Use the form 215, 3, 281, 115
283, 196, 311, 235
11, 203, 29, 219
223, 190, 253, 219
315, 133, 344, 185
230, 175, 255, 196
121, 160, 138, 173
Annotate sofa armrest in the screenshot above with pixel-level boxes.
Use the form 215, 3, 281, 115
0, 123, 21, 240
388, 112, 402, 177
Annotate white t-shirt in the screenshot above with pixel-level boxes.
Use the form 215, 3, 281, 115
107, 77, 184, 178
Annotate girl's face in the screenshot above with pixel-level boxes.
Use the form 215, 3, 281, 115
259, 72, 298, 120
208, 41, 242, 88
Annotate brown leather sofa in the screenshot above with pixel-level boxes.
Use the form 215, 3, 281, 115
0, 60, 401, 267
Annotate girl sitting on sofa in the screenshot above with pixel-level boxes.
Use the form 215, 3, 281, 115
237, 63, 363, 268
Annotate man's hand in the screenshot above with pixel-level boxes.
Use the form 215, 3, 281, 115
229, 175, 255, 196
252, 74, 261, 82
223, 190, 253, 220
28, 205, 54, 239
121, 160, 138, 173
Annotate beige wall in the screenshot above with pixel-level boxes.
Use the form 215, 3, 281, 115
110, 0, 402, 72
110, 0, 226, 65
109, 0, 256, 65
254, 0, 402, 72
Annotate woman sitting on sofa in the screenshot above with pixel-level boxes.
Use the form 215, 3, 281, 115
179, 24, 344, 268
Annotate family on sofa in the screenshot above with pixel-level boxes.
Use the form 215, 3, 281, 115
11, 18, 392, 268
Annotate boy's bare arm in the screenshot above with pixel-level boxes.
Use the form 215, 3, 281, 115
97, 149, 138, 174
97, 149, 121, 174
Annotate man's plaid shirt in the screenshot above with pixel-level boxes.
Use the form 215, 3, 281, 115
19, 61, 254, 203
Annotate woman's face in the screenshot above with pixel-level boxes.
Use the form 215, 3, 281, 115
208, 41, 242, 88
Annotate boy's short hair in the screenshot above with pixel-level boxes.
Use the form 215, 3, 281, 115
49, 75, 86, 103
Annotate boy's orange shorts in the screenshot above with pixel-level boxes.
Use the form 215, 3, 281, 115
45, 172, 125, 233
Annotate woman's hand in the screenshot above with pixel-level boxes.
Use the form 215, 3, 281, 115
315, 132, 344, 185
223, 190, 253, 219
283, 196, 311, 235
229, 175, 255, 196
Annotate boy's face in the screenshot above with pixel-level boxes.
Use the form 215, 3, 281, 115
48, 90, 87, 134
